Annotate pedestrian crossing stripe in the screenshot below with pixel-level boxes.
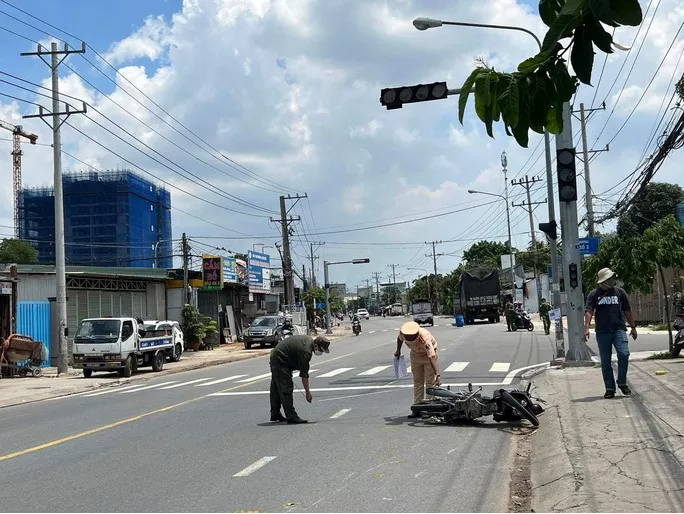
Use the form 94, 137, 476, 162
444, 362, 469, 372
357, 366, 390, 376
489, 362, 511, 372
318, 367, 354, 378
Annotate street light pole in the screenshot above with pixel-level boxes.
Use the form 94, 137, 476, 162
467, 189, 515, 295
324, 258, 370, 335
408, 267, 431, 304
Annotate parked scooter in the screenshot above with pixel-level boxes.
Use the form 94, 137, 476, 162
512, 310, 534, 332
672, 315, 684, 358
352, 320, 362, 336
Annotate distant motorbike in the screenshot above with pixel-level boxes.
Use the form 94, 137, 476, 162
281, 324, 294, 339
512, 310, 534, 332
672, 316, 684, 358
410, 382, 543, 426
352, 320, 361, 336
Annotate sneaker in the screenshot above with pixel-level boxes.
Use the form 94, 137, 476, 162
287, 417, 308, 424
604, 390, 615, 399
619, 385, 632, 396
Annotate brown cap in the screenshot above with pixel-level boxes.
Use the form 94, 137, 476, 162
400, 321, 420, 337
313, 336, 330, 353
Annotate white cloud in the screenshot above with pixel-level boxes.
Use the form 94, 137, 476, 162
1, 0, 683, 286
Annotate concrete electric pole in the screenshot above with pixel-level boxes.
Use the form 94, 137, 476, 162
182, 233, 190, 305
425, 241, 443, 313
388, 264, 399, 303
511, 176, 547, 311
270, 194, 307, 307
22, 41, 87, 375
309, 242, 324, 288
373, 271, 381, 311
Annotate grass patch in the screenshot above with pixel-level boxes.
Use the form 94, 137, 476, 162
646, 351, 672, 360
650, 323, 670, 331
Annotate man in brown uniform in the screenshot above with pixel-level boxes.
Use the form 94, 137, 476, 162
394, 321, 442, 418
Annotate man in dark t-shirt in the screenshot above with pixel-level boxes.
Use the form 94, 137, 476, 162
269, 335, 330, 424
584, 267, 638, 399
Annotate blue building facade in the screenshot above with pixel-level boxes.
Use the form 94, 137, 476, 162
19, 170, 172, 268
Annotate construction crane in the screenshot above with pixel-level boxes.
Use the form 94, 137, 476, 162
0, 119, 38, 238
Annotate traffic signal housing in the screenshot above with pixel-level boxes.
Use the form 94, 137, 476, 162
569, 263, 579, 289
539, 220, 558, 240
557, 148, 578, 203
380, 82, 448, 110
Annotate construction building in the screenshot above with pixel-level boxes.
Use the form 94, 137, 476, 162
18, 170, 172, 268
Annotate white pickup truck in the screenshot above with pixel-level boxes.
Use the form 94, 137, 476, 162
73, 317, 174, 378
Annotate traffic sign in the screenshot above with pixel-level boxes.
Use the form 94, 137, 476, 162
576, 237, 599, 255
316, 303, 326, 309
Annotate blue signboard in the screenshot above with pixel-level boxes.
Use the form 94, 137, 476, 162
677, 201, 684, 228
316, 302, 325, 309
248, 250, 271, 293
576, 237, 600, 255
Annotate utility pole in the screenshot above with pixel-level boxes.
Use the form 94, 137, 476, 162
511, 176, 547, 311
366, 278, 371, 308
574, 102, 609, 237
270, 194, 307, 307
556, 102, 592, 362
181, 233, 190, 305
372, 272, 381, 311
388, 265, 398, 303
22, 41, 87, 375
309, 242, 324, 288
501, 152, 516, 300
425, 241, 443, 313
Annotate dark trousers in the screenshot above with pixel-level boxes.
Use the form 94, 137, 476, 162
270, 365, 298, 420
542, 315, 550, 334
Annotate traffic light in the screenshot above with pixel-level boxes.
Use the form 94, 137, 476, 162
539, 220, 558, 240
379, 82, 449, 110
294, 287, 301, 303
568, 263, 579, 289
557, 148, 578, 203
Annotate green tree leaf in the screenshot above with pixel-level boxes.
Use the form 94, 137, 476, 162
547, 101, 564, 134
511, 77, 530, 147
589, 0, 618, 26
518, 51, 552, 74
609, 0, 643, 26
459, 67, 485, 124
542, 0, 589, 52
550, 60, 577, 101
571, 25, 595, 85
529, 73, 550, 131
474, 72, 491, 123
539, 0, 563, 26
491, 78, 502, 122
500, 74, 520, 128
586, 14, 614, 53
0, 238, 38, 264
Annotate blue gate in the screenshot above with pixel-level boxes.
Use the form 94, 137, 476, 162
16, 301, 51, 367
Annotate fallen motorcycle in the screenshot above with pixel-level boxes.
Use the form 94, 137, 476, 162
410, 382, 543, 426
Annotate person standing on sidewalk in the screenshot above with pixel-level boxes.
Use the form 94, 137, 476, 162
394, 321, 442, 418
539, 298, 552, 335
584, 267, 638, 399
504, 300, 515, 332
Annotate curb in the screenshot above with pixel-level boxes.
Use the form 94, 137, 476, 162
520, 364, 551, 381
0, 349, 269, 410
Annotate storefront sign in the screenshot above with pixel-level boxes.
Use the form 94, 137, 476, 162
223, 257, 248, 284
0, 281, 12, 295
248, 251, 271, 293
202, 255, 223, 290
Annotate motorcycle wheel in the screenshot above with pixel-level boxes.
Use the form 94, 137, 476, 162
527, 323, 534, 332
499, 390, 539, 426
671, 344, 683, 359
410, 400, 449, 414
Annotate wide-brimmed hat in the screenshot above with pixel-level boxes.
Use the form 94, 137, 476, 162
313, 336, 330, 353
597, 267, 616, 284
400, 321, 420, 337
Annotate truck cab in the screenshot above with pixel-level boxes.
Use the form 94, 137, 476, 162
73, 317, 173, 378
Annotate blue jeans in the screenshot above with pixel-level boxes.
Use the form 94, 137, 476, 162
596, 330, 630, 391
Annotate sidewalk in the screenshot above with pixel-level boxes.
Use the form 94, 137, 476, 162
529, 358, 684, 512
0, 343, 271, 409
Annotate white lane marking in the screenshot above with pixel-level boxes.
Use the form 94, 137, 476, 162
158, 378, 213, 389
119, 381, 178, 393
394, 328, 400, 331
319, 390, 394, 402
330, 408, 351, 419
369, 330, 376, 334
489, 362, 511, 372
382, 329, 389, 332
196, 375, 248, 386
208, 382, 511, 396
444, 362, 469, 373
83, 384, 146, 397
236, 372, 272, 383
318, 367, 354, 378
502, 362, 550, 384
233, 456, 277, 477
358, 366, 390, 376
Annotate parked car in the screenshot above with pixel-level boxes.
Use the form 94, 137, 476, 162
143, 320, 184, 362
244, 315, 285, 349
356, 308, 370, 320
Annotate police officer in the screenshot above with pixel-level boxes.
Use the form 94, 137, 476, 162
269, 334, 330, 424
504, 301, 515, 332
394, 321, 442, 418
539, 298, 552, 335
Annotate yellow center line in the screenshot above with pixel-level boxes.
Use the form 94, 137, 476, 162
0, 351, 358, 462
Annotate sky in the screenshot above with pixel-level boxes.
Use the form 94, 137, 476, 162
1, 0, 683, 292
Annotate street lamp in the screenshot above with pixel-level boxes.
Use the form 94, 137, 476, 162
408, 267, 431, 304
153, 239, 174, 269
253, 243, 273, 253
468, 189, 516, 294
324, 258, 370, 334
415, 15, 565, 354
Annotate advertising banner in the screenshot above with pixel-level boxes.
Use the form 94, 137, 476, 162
202, 255, 223, 290
223, 257, 248, 284
248, 251, 271, 293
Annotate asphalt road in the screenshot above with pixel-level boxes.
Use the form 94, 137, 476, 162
0, 317, 553, 513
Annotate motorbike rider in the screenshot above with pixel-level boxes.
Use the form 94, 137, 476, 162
351, 313, 362, 332
281, 315, 294, 336
394, 321, 442, 418
269, 335, 331, 424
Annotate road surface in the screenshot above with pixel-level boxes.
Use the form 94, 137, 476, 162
0, 317, 554, 512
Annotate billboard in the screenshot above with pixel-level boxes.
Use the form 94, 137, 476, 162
202, 255, 223, 290
223, 256, 248, 284
677, 201, 684, 228
248, 250, 271, 293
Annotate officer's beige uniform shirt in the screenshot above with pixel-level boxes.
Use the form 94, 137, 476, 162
399, 328, 438, 403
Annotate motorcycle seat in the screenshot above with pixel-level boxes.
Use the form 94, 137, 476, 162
427, 386, 462, 398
